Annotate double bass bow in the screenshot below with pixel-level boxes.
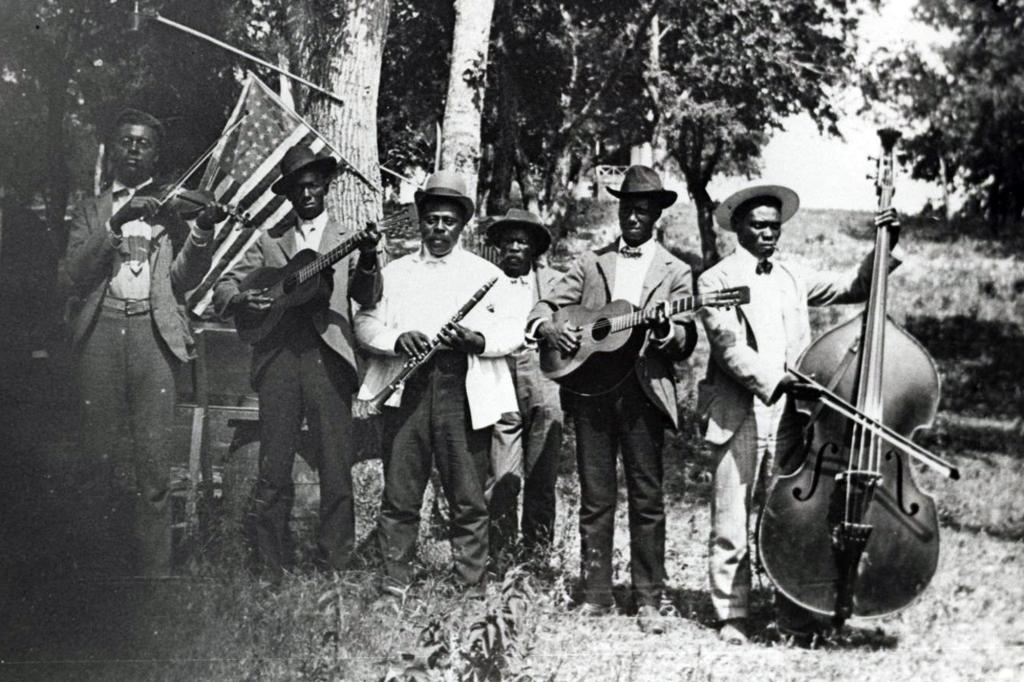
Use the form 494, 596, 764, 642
757, 128, 959, 627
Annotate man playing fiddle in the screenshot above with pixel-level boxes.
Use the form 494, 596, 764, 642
61, 108, 222, 577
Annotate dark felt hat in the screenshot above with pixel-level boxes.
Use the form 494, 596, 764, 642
414, 170, 475, 221
606, 165, 677, 209
486, 208, 552, 256
271, 145, 339, 195
714, 184, 800, 231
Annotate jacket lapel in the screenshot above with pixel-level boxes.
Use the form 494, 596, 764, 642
639, 244, 674, 309
594, 247, 618, 304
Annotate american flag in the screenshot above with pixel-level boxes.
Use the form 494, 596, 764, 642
188, 73, 331, 314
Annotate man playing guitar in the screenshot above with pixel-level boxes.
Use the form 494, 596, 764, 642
527, 165, 697, 634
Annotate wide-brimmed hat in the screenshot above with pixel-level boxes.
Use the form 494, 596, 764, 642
271, 145, 339, 195
486, 208, 552, 256
714, 184, 800, 231
607, 165, 677, 209
414, 170, 475, 221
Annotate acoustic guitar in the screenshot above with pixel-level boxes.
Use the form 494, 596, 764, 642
234, 207, 414, 344
539, 286, 750, 395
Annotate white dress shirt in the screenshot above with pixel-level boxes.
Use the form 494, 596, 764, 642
294, 211, 328, 252
733, 247, 792, 429
611, 236, 657, 305
107, 179, 154, 300
355, 245, 522, 429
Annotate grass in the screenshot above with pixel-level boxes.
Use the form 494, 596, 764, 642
1, 202, 1023, 680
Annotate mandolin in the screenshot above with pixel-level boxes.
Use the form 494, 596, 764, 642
540, 286, 749, 395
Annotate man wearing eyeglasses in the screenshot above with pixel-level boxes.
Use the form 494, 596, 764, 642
60, 108, 222, 577
355, 170, 520, 601
697, 185, 900, 645
526, 165, 698, 634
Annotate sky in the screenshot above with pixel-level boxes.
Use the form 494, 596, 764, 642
704, 0, 951, 211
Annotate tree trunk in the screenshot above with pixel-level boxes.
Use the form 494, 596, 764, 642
287, 1, 390, 228
440, 0, 496, 206
689, 183, 720, 269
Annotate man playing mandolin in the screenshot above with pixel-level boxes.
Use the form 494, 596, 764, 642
698, 184, 900, 645
213, 145, 381, 583
527, 165, 697, 634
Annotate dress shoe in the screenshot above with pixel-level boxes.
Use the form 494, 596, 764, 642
718, 618, 749, 645
577, 602, 613, 617
637, 604, 667, 634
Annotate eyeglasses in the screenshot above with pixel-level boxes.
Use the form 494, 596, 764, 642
422, 215, 461, 229
118, 136, 154, 151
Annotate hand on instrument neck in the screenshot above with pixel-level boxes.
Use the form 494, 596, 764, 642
874, 208, 900, 248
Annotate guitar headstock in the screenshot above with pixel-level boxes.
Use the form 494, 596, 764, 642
379, 204, 417, 235
702, 286, 750, 308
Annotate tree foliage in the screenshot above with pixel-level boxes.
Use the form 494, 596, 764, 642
648, 0, 859, 265
862, 0, 1024, 228
0, 0, 237, 227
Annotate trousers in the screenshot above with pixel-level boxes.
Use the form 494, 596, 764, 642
377, 351, 491, 587
709, 397, 801, 620
253, 321, 356, 579
488, 348, 564, 553
76, 305, 177, 577
569, 372, 668, 607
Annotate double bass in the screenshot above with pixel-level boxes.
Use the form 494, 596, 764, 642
757, 129, 960, 627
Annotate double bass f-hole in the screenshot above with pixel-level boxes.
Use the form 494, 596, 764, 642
793, 440, 838, 502
885, 450, 921, 517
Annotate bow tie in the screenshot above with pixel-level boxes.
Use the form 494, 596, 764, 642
620, 245, 643, 259
755, 259, 773, 275
508, 276, 531, 286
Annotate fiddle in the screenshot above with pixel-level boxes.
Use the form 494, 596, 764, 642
756, 129, 959, 628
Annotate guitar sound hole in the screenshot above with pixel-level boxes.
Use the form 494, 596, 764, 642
591, 319, 611, 341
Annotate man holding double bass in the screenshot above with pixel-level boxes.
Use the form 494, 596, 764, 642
527, 165, 697, 634
697, 184, 900, 644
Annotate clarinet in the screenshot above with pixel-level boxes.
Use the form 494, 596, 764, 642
352, 276, 498, 418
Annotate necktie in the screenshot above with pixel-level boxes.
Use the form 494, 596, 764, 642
756, 259, 773, 275
620, 245, 642, 259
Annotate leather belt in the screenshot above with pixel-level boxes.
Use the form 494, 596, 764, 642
102, 297, 152, 316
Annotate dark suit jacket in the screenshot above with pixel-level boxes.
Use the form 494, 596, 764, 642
212, 214, 383, 386
527, 241, 698, 428
60, 187, 214, 362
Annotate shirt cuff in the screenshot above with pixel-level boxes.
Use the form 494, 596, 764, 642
105, 220, 123, 247
190, 224, 214, 246
525, 318, 546, 341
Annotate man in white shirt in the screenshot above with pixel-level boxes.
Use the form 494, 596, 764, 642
697, 185, 900, 644
213, 145, 381, 583
485, 209, 565, 564
355, 171, 520, 598
526, 166, 698, 633
61, 108, 220, 576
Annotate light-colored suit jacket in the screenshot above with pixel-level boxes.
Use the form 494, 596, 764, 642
527, 240, 697, 429
696, 247, 900, 445
60, 187, 214, 362
212, 214, 383, 385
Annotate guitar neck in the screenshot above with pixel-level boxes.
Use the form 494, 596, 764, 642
293, 209, 411, 284
295, 231, 363, 284
610, 296, 700, 332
